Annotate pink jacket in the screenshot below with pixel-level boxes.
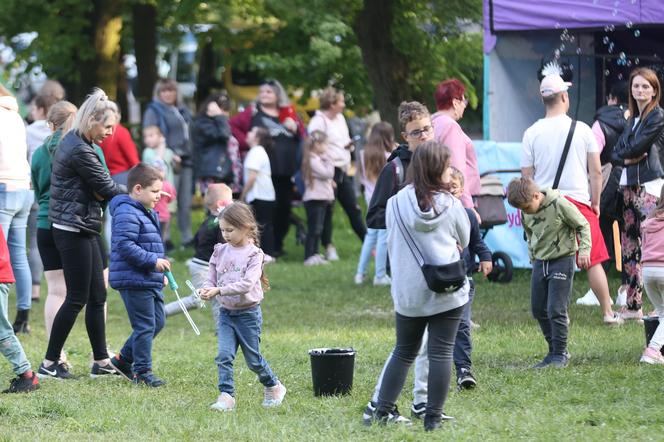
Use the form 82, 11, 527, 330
641, 214, 664, 267
302, 152, 335, 201
432, 113, 480, 209
204, 242, 265, 310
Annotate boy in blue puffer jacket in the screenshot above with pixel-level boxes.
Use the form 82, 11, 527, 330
108, 163, 171, 387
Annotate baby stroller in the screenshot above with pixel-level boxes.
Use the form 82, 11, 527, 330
475, 170, 516, 283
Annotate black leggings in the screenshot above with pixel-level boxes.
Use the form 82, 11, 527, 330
330, 170, 366, 243
304, 200, 332, 259
250, 199, 276, 256
46, 229, 108, 361
272, 176, 294, 253
376, 306, 463, 418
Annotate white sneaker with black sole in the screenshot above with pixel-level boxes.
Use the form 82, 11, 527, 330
410, 402, 455, 420
457, 367, 477, 390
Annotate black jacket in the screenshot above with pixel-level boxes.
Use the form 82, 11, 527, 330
193, 213, 224, 262
366, 145, 412, 229
595, 104, 627, 165
191, 115, 232, 182
49, 130, 125, 235
462, 208, 492, 276
612, 106, 664, 186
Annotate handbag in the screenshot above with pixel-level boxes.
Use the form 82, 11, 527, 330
393, 197, 467, 293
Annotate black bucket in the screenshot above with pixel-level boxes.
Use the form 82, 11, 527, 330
643, 316, 664, 356
309, 348, 356, 396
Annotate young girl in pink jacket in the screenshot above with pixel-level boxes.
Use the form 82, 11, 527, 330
640, 186, 664, 364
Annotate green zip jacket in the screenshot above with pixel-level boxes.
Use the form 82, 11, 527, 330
31, 130, 109, 230
522, 188, 591, 261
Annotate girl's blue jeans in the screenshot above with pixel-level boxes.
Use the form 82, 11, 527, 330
0, 188, 34, 311
216, 305, 277, 396
356, 228, 387, 278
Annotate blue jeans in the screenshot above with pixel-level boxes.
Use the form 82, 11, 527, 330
453, 279, 474, 372
0, 188, 34, 311
119, 289, 165, 374
0, 283, 30, 375
216, 305, 277, 396
356, 228, 387, 278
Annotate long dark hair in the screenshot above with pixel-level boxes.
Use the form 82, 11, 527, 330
406, 140, 451, 212
363, 122, 394, 181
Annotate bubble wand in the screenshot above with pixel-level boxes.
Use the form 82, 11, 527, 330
164, 271, 201, 335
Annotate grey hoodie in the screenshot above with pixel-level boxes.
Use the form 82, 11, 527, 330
386, 185, 470, 317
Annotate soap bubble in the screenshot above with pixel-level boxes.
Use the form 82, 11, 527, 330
612, 9, 618, 16
634, 30, 641, 37
608, 42, 615, 53
605, 69, 610, 76
626, 21, 633, 28
635, 58, 640, 64
555, 22, 561, 29
576, 47, 582, 55
603, 36, 610, 44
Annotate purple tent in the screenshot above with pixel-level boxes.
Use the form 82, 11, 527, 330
484, 0, 664, 53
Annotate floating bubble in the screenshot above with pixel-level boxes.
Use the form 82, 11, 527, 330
604, 25, 610, 32
627, 60, 632, 67
609, 24, 615, 31
569, 35, 575, 42
576, 47, 582, 55
626, 21, 633, 28
609, 42, 615, 53
554, 49, 561, 59
603, 36, 610, 44
634, 30, 641, 37
612, 9, 618, 17
618, 73, 623, 80
559, 44, 566, 52
635, 58, 640, 64
619, 51, 626, 60
555, 22, 561, 29
605, 69, 610, 76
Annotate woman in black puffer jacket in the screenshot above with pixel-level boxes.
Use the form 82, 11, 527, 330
191, 93, 233, 192
39, 88, 125, 379
612, 67, 664, 321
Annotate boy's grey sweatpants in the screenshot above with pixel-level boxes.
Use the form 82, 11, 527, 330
531, 256, 575, 357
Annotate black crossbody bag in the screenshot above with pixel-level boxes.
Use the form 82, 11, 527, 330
393, 197, 466, 293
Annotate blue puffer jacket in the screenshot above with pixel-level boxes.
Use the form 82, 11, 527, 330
109, 194, 165, 290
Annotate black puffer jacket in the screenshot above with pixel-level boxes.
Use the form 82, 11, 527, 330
49, 130, 126, 235
612, 106, 664, 186
191, 114, 232, 182
595, 104, 627, 165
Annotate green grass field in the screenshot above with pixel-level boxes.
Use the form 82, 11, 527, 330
2, 206, 663, 441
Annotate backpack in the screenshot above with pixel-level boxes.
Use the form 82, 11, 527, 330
391, 156, 406, 192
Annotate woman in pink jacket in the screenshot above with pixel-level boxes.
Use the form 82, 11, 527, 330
432, 79, 481, 222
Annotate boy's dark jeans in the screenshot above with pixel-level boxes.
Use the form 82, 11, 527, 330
119, 289, 165, 374
454, 279, 475, 372
531, 256, 575, 357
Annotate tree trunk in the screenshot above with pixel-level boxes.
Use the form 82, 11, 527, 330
94, 0, 123, 101
132, 2, 158, 117
353, 0, 412, 132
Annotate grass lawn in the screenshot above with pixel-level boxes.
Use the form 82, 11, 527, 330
2, 205, 663, 441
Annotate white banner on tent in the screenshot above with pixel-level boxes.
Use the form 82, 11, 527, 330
474, 140, 531, 269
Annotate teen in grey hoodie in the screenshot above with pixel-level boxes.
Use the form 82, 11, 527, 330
367, 141, 470, 432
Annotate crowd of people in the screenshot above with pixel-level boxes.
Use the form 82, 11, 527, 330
0, 64, 663, 433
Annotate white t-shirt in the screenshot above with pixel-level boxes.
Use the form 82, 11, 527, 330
521, 114, 599, 205
243, 145, 275, 203
307, 110, 351, 170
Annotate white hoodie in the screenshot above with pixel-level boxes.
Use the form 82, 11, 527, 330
0, 96, 30, 190
386, 185, 470, 317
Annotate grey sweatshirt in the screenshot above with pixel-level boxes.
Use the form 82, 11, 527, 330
386, 185, 470, 317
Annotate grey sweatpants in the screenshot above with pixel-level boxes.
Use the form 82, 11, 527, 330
531, 256, 575, 357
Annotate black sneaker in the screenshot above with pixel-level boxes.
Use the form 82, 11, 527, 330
411, 402, 455, 420
90, 362, 119, 378
2, 372, 39, 393
109, 355, 133, 381
37, 361, 74, 380
424, 414, 442, 432
457, 367, 478, 389
362, 401, 411, 426
133, 371, 166, 388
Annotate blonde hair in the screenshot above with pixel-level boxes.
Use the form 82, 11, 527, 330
319, 87, 343, 110
204, 183, 232, 212
449, 166, 464, 186
47, 101, 77, 133
507, 177, 539, 209
301, 130, 327, 187
72, 88, 119, 134
219, 202, 269, 290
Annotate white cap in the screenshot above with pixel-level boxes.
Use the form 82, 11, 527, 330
540, 74, 572, 97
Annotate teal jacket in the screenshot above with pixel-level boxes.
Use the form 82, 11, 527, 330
31, 130, 109, 230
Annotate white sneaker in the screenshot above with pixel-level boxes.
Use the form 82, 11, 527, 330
615, 286, 627, 307
325, 245, 339, 261
304, 255, 328, 266
263, 254, 276, 264
210, 392, 236, 411
576, 289, 600, 306
354, 274, 364, 285
263, 381, 287, 407
373, 275, 391, 286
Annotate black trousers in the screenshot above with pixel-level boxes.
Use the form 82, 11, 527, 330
250, 199, 276, 256
304, 200, 332, 259
46, 229, 108, 361
331, 169, 366, 243
272, 176, 294, 253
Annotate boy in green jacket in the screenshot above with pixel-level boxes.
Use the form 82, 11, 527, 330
507, 177, 591, 369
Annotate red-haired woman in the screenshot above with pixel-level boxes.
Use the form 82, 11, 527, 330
612, 67, 664, 321
432, 79, 481, 222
